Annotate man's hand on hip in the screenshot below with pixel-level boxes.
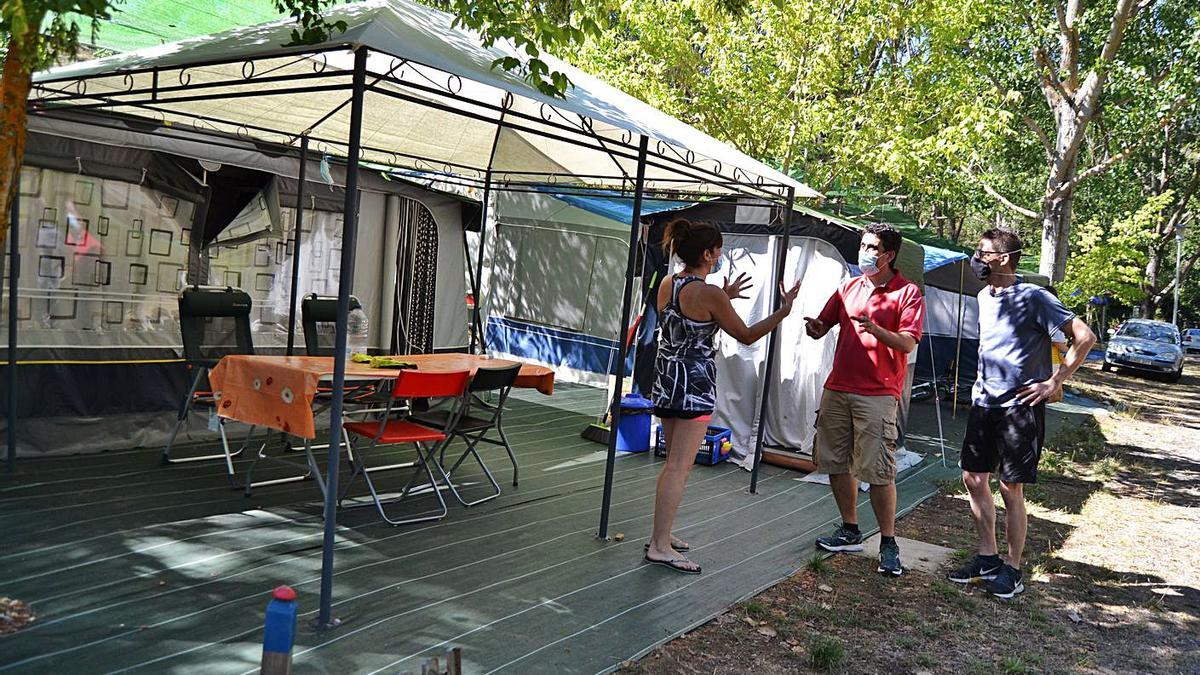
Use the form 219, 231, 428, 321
1015, 379, 1057, 405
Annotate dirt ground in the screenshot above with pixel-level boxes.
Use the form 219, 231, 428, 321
620, 358, 1200, 674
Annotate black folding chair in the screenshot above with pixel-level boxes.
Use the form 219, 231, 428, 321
243, 293, 374, 495
412, 363, 521, 506
432, 345, 472, 354
301, 293, 362, 356
304, 292, 400, 416
160, 286, 258, 487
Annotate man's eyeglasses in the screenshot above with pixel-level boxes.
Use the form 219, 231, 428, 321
974, 248, 1018, 260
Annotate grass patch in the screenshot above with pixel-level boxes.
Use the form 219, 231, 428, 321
1002, 656, 1033, 674
741, 601, 770, 622
930, 579, 977, 609
1039, 447, 1071, 477
965, 657, 996, 674
916, 653, 936, 667
937, 477, 967, 496
1023, 603, 1050, 626
1091, 456, 1123, 479
807, 635, 844, 672
790, 604, 831, 624
942, 617, 970, 632
831, 612, 869, 629
804, 553, 833, 577
1046, 418, 1107, 458
895, 636, 918, 650
929, 579, 958, 600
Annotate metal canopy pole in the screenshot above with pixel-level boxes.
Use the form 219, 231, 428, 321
286, 135, 310, 356
952, 262, 965, 419
598, 135, 649, 539
470, 109, 506, 354
929, 336, 949, 467
316, 47, 368, 631
6, 193, 19, 473
749, 187, 795, 494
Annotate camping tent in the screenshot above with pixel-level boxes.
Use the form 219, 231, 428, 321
11, 0, 820, 459
3, 113, 474, 456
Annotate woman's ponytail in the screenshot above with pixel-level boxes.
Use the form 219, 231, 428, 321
662, 218, 721, 267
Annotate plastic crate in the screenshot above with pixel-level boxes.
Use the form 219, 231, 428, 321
654, 424, 733, 465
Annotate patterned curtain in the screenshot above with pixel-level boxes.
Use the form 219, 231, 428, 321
395, 198, 437, 354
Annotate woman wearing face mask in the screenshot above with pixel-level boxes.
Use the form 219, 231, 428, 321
802, 223, 925, 577
644, 218, 800, 574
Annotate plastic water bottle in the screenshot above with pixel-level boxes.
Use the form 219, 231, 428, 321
346, 306, 370, 366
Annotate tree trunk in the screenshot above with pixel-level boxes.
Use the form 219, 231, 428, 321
1039, 185, 1074, 283
1, 29, 37, 246
1142, 245, 1162, 318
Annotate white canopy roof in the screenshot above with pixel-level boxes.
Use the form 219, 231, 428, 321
34, 0, 819, 202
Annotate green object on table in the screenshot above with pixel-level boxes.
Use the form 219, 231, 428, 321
369, 356, 416, 369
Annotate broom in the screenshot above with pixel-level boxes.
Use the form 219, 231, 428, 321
582, 271, 658, 445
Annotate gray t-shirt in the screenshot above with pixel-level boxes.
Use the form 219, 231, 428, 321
973, 282, 1075, 408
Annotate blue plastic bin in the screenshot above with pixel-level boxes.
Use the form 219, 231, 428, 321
616, 393, 653, 453
654, 424, 734, 465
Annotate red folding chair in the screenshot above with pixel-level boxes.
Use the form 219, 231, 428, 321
340, 369, 471, 526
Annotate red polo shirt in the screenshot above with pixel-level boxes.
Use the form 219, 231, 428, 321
817, 272, 925, 399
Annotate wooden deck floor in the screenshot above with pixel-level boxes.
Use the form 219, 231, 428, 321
0, 384, 956, 674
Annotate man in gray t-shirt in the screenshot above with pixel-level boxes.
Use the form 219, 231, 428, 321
947, 229, 1096, 600
972, 283, 1075, 407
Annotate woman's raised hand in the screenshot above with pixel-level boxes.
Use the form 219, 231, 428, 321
778, 280, 801, 313
722, 272, 753, 300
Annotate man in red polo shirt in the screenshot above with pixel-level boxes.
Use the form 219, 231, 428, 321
803, 223, 925, 576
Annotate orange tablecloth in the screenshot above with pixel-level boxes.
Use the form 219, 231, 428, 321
208, 354, 554, 439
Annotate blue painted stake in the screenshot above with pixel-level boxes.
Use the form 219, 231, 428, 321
261, 585, 297, 675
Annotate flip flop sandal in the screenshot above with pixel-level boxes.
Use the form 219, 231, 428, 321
644, 541, 690, 552
643, 554, 702, 575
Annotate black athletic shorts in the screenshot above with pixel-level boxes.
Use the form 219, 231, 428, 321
960, 403, 1046, 483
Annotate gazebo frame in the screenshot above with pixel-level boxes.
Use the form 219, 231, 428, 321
13, 42, 802, 628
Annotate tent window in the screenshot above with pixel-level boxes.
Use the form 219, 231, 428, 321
492, 222, 625, 336
1, 167, 194, 349
206, 207, 345, 349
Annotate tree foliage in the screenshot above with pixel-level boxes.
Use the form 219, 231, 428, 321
567, 0, 1199, 319
428, 0, 610, 96
1062, 190, 1173, 309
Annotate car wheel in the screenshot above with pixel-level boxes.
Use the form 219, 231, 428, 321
1169, 367, 1183, 383
1101, 360, 1112, 372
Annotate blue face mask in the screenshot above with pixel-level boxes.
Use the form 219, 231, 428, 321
858, 250, 880, 275
711, 255, 724, 275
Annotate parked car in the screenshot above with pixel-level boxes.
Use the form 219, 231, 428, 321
1183, 328, 1200, 354
1102, 319, 1185, 382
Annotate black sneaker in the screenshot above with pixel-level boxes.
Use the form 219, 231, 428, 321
948, 555, 1002, 584
816, 525, 864, 552
877, 538, 902, 576
985, 564, 1025, 599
